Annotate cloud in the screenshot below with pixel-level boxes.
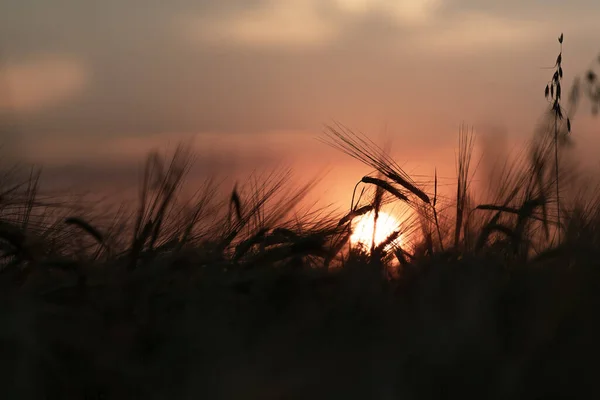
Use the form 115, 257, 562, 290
333, 0, 440, 26
411, 12, 548, 53
177, 0, 553, 54
0, 55, 88, 113
2, 0, 599, 152
180, 0, 340, 48
178, 0, 441, 49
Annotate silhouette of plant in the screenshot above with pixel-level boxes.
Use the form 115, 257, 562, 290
544, 33, 570, 241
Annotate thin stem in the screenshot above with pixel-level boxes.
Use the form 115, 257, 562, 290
433, 204, 444, 252
555, 111, 560, 243
555, 39, 563, 244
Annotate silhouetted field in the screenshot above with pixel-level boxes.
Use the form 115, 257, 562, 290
2, 36, 600, 400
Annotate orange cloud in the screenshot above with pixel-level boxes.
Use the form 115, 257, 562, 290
178, 0, 442, 49
0, 55, 88, 113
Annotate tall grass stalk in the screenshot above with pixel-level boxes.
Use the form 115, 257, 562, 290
455, 124, 475, 249
544, 33, 570, 243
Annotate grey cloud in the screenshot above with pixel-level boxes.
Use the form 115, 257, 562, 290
1, 0, 599, 148
0, 0, 265, 57
2, 2, 427, 138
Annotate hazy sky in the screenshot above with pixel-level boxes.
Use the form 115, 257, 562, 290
1, 0, 599, 206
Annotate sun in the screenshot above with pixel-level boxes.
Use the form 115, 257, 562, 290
350, 210, 402, 250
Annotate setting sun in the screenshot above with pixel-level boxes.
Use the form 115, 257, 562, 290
350, 210, 402, 250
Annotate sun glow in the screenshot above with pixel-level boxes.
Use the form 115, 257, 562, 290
350, 211, 402, 249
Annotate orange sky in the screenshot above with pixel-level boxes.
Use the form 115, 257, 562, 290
1, 0, 599, 211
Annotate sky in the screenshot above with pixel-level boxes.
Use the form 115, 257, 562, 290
0, 0, 599, 208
